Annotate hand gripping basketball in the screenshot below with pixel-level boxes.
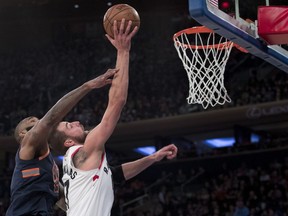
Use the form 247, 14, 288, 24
103, 4, 140, 39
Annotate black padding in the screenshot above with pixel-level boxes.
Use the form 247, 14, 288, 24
109, 165, 125, 186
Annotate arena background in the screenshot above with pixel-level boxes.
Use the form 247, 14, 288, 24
0, 0, 288, 215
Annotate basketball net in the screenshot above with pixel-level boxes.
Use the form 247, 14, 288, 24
173, 26, 241, 109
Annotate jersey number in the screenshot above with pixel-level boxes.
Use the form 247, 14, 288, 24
64, 180, 70, 210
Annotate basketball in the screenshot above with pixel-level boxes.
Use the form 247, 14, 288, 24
103, 4, 140, 38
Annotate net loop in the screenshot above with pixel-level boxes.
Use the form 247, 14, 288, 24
173, 26, 242, 109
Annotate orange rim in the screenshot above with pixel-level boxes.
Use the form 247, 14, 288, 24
173, 26, 248, 53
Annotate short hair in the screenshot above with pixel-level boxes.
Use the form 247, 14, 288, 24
48, 124, 68, 155
14, 116, 34, 144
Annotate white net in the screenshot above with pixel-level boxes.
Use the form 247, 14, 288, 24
174, 27, 233, 109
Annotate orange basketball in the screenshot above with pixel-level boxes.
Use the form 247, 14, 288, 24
103, 4, 140, 38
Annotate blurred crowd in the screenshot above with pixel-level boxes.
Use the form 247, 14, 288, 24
0, 19, 288, 136
1, 10, 288, 216
116, 153, 288, 216
2, 139, 288, 216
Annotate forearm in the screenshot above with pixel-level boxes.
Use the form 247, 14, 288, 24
43, 83, 91, 126
116, 50, 130, 73
55, 197, 66, 212
55, 182, 66, 211
109, 50, 130, 101
121, 154, 157, 180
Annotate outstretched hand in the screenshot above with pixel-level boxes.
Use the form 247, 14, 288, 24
153, 144, 178, 162
105, 18, 138, 52
86, 68, 118, 89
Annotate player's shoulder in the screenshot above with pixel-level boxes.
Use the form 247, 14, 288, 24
64, 145, 83, 159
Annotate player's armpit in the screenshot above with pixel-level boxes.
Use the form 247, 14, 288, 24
83, 102, 123, 154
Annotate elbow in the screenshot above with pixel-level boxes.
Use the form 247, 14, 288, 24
119, 97, 127, 106
114, 96, 127, 107
124, 173, 130, 181
108, 97, 126, 112
45, 113, 61, 127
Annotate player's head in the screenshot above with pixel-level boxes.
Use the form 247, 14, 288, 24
14, 116, 39, 144
49, 121, 88, 154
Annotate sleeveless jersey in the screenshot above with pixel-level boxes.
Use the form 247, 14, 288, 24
62, 145, 114, 216
6, 149, 59, 216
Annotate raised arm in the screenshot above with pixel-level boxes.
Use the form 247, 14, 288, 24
82, 19, 138, 161
20, 69, 117, 159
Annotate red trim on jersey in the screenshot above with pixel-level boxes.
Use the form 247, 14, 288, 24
98, 152, 105, 169
71, 146, 82, 159
92, 153, 104, 181
22, 168, 40, 178
93, 175, 99, 181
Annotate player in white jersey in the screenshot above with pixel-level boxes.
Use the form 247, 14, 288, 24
62, 145, 114, 216
62, 144, 177, 216
49, 19, 178, 216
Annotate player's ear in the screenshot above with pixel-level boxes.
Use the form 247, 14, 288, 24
18, 130, 26, 142
64, 139, 75, 147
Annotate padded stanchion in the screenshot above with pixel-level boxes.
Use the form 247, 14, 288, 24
258, 6, 288, 45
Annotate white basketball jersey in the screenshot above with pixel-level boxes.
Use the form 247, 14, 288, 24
62, 145, 114, 216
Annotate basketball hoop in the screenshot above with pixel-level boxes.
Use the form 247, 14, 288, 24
173, 26, 248, 109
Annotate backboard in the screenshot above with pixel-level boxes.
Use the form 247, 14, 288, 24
188, 0, 288, 73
